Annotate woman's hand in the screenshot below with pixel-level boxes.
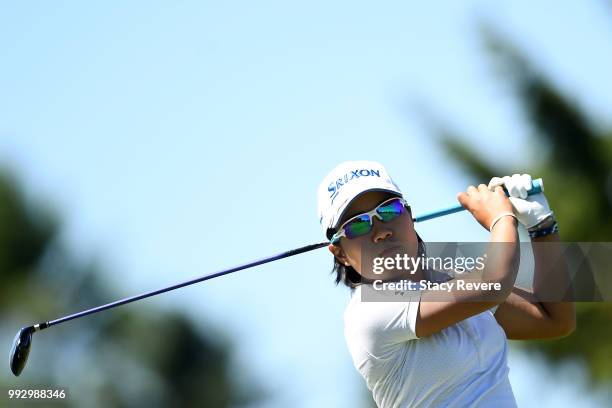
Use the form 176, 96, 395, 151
488, 174, 553, 229
457, 184, 515, 231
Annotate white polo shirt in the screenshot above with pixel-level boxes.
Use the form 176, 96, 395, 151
344, 282, 517, 408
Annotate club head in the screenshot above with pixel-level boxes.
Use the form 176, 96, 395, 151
10, 326, 35, 376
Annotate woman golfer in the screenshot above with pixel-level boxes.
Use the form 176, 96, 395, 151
317, 161, 575, 408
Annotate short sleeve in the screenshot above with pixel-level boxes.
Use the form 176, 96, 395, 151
345, 286, 422, 355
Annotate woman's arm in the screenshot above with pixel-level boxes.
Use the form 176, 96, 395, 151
494, 225, 576, 339
416, 185, 520, 338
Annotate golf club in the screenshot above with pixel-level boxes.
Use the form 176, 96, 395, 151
9, 178, 543, 376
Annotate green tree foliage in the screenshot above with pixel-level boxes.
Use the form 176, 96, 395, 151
0, 170, 262, 407
429, 27, 612, 385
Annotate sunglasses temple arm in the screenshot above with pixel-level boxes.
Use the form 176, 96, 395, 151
412, 178, 543, 223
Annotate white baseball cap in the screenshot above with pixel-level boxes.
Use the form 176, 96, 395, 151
317, 161, 403, 239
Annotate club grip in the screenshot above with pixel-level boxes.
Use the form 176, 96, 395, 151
498, 178, 543, 196
528, 178, 544, 195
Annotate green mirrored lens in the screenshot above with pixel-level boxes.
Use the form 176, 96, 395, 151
345, 215, 372, 238
377, 199, 405, 222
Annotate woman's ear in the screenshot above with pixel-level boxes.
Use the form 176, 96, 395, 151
328, 244, 351, 266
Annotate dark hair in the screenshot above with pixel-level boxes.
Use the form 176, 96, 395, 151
331, 233, 427, 289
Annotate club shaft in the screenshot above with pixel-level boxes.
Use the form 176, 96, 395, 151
41, 241, 329, 329
413, 178, 543, 223
35, 178, 543, 329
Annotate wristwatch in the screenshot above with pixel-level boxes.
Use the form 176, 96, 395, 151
528, 214, 559, 238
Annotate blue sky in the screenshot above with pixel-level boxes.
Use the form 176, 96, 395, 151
2, 1, 612, 407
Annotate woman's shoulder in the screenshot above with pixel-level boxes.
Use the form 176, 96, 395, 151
344, 284, 421, 328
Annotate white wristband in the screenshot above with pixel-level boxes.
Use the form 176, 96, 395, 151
489, 212, 517, 231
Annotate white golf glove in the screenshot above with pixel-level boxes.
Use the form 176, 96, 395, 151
488, 174, 553, 229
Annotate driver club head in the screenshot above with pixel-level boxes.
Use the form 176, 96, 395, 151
10, 326, 35, 376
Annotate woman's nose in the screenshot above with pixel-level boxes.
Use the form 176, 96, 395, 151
372, 219, 393, 243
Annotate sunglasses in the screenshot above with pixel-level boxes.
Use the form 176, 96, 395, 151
331, 197, 410, 244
